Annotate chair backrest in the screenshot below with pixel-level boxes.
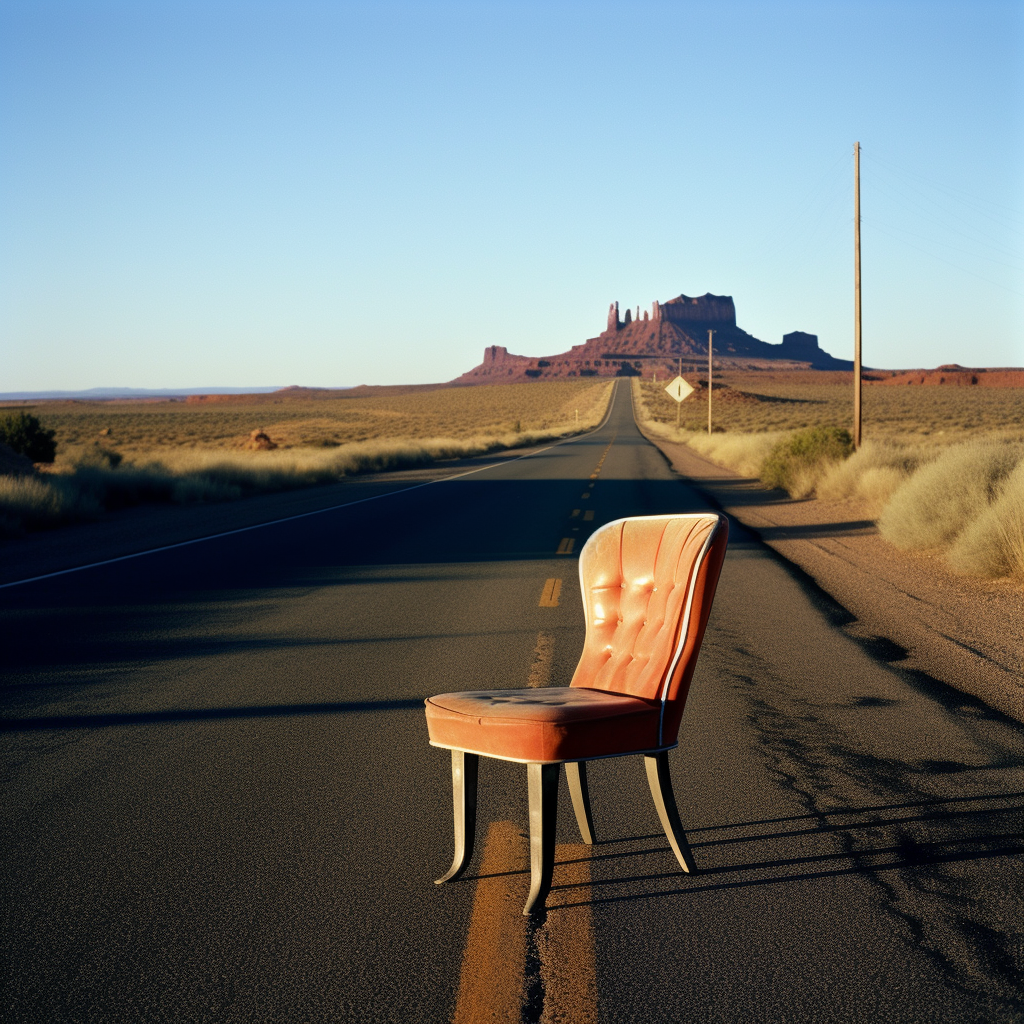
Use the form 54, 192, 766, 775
570, 513, 728, 745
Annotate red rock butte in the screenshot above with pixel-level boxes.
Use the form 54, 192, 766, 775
452, 292, 853, 385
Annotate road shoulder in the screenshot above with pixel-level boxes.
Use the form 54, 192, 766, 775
643, 431, 1024, 724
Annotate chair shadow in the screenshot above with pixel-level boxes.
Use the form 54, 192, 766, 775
533, 792, 1024, 907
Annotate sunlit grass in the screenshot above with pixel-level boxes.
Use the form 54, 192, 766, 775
636, 375, 1024, 441
633, 378, 1024, 581
9, 379, 614, 459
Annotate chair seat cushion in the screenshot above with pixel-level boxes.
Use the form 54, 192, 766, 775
424, 687, 663, 763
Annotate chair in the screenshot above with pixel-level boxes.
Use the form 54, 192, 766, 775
424, 512, 729, 914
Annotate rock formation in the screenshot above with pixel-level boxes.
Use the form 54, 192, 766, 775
452, 291, 853, 385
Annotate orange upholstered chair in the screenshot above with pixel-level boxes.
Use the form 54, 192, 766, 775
425, 512, 729, 914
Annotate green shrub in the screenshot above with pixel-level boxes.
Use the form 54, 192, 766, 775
760, 426, 854, 496
0, 411, 57, 463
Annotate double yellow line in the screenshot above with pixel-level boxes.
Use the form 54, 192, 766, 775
556, 438, 611, 557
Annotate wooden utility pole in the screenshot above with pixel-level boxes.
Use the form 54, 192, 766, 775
707, 330, 714, 435
854, 141, 862, 449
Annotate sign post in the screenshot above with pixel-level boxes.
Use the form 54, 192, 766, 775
664, 374, 695, 430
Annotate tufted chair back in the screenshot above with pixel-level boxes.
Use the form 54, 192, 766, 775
570, 513, 728, 745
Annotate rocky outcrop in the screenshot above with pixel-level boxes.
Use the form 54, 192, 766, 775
451, 291, 853, 385
660, 292, 737, 329
247, 429, 277, 450
877, 367, 1024, 387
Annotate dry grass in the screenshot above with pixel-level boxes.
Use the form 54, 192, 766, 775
10, 379, 613, 460
0, 380, 613, 536
946, 460, 1024, 580
633, 378, 1024, 581
876, 442, 1018, 550
636, 375, 1024, 441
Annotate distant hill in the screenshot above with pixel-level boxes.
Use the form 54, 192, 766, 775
873, 365, 1024, 387
0, 386, 292, 401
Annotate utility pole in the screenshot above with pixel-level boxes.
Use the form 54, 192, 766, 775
707, 330, 714, 435
854, 141, 862, 449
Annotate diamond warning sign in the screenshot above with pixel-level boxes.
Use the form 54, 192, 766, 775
664, 376, 695, 403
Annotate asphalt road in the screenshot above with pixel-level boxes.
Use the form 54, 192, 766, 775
2, 380, 1023, 1023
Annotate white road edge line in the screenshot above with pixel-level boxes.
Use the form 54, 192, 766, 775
0, 382, 622, 591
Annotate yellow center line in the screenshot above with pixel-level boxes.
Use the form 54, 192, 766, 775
450, 822, 530, 1024
583, 510, 594, 522
450, 835, 598, 1024
570, 509, 580, 518
538, 845, 597, 1023
538, 579, 562, 608
556, 538, 575, 555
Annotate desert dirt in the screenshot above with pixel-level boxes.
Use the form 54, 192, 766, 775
643, 431, 1024, 725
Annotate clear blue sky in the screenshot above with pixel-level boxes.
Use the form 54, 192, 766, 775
2, 0, 1022, 389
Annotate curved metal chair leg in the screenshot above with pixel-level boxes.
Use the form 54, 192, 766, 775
565, 760, 595, 844
644, 752, 697, 874
524, 762, 560, 915
435, 750, 479, 884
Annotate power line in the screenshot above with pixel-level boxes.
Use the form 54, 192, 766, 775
867, 220, 1024, 297
866, 173, 1023, 260
864, 152, 1024, 219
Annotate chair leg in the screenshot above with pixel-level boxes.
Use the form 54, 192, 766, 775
644, 752, 697, 874
565, 760, 595, 845
524, 762, 560, 915
435, 750, 479, 884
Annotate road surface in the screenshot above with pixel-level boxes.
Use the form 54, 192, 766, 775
3, 380, 1022, 1022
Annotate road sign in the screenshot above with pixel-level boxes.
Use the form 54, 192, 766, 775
664, 376, 695, 403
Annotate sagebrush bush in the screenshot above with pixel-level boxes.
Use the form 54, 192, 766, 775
878, 441, 1022, 551
815, 441, 934, 508
0, 412, 57, 463
945, 460, 1024, 579
760, 427, 854, 497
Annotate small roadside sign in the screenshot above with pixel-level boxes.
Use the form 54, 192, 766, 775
664, 376, 695, 403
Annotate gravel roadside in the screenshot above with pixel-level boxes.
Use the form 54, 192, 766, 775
644, 431, 1024, 724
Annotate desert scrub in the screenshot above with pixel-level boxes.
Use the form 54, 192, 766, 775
945, 459, 1024, 580
814, 441, 933, 510
24, 379, 613, 458
0, 419, 610, 537
635, 376, 1024, 441
878, 441, 1023, 553
0, 474, 102, 533
0, 411, 57, 463
679, 431, 784, 479
759, 427, 854, 498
